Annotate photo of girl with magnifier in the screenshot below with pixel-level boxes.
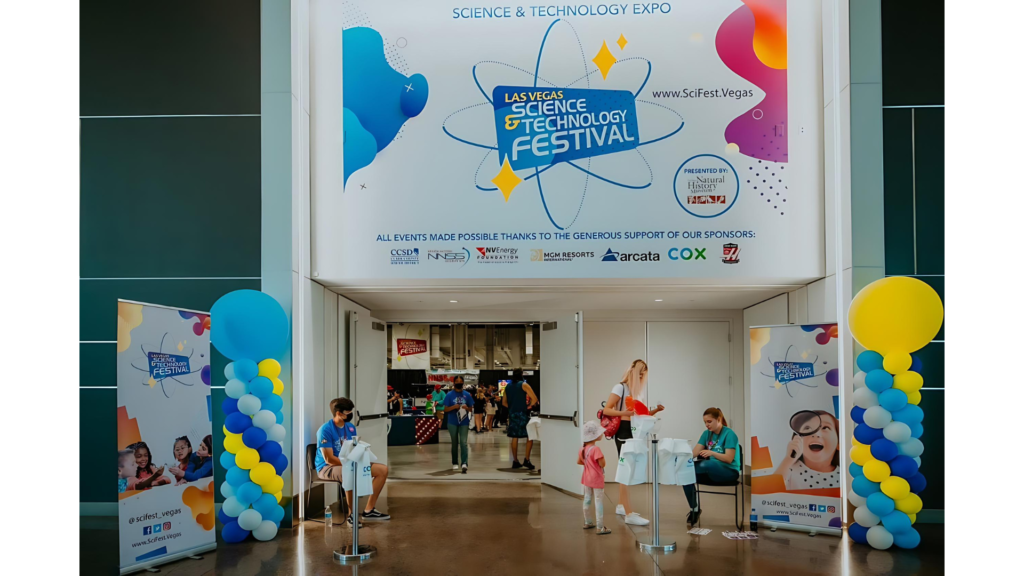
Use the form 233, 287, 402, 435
773, 410, 841, 490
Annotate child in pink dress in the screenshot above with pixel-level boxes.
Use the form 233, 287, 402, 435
578, 421, 610, 534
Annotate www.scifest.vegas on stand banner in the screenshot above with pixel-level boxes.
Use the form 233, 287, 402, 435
321, 0, 823, 282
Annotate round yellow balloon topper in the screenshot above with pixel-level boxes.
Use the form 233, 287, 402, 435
848, 277, 943, 354
258, 359, 282, 379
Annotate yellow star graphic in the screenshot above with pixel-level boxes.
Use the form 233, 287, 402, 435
617, 34, 628, 50
774, 381, 782, 389
491, 155, 522, 202
592, 41, 617, 80
148, 376, 157, 388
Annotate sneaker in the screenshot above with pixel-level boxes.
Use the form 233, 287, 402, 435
624, 513, 650, 526
615, 505, 626, 516
361, 509, 391, 521
453, 465, 460, 471
523, 459, 536, 470
345, 516, 364, 528
686, 509, 701, 526
461, 464, 468, 474
512, 460, 523, 469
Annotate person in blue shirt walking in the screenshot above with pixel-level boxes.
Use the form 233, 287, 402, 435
443, 376, 474, 474
315, 397, 391, 522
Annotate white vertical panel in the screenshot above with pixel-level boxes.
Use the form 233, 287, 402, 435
539, 312, 583, 495
742, 295, 789, 464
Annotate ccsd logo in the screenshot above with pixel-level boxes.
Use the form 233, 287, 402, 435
722, 243, 740, 264
391, 248, 419, 265
601, 249, 659, 262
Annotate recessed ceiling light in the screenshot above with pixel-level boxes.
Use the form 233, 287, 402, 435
450, 300, 458, 303
654, 299, 663, 302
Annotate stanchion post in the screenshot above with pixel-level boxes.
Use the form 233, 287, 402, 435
638, 435, 676, 554
334, 439, 377, 564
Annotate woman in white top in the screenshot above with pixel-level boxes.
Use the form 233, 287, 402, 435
603, 359, 664, 526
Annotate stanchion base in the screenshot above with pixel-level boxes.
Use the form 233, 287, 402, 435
638, 541, 677, 554
334, 545, 377, 564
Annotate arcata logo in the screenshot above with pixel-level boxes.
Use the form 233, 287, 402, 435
601, 248, 659, 262
722, 243, 740, 264
391, 248, 420, 265
668, 247, 707, 261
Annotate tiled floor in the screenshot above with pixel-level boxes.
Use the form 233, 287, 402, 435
389, 426, 542, 481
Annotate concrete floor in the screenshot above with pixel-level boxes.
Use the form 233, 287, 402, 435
389, 426, 542, 481
81, 474, 943, 575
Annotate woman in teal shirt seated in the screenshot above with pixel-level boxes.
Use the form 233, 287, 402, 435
684, 407, 741, 525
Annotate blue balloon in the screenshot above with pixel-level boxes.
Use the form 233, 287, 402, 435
262, 393, 283, 413
275, 410, 284, 425
909, 355, 923, 374
893, 404, 924, 424
219, 450, 238, 470
225, 412, 253, 434
909, 422, 924, 438
879, 389, 909, 412
222, 397, 239, 415
853, 475, 881, 498
893, 527, 921, 549
849, 462, 863, 477
848, 522, 870, 544
221, 520, 250, 543
211, 290, 290, 362
242, 426, 268, 450
258, 440, 283, 463
854, 423, 884, 444
882, 511, 912, 534
851, 406, 866, 425
226, 466, 251, 487
857, 350, 884, 373
870, 438, 899, 462
253, 493, 279, 516
272, 453, 289, 475
865, 369, 894, 393
889, 455, 917, 479
866, 492, 895, 517
236, 482, 263, 506
218, 506, 233, 526
908, 472, 927, 494
234, 359, 259, 382
266, 503, 285, 524
249, 376, 274, 399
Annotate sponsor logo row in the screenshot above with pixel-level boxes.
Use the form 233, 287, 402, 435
391, 244, 741, 265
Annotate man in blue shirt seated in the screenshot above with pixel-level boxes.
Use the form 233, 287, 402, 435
315, 397, 391, 521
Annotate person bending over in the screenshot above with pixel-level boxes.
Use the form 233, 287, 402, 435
315, 397, 391, 522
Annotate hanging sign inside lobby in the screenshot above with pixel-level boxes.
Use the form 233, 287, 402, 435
392, 324, 432, 369
314, 0, 823, 283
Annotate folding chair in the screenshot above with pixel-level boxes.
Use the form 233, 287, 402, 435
695, 447, 745, 531
305, 443, 348, 523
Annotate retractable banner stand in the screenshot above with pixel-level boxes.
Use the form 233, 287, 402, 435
116, 301, 215, 573
749, 324, 842, 534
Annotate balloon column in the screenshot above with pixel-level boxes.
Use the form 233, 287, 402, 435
846, 277, 942, 550
211, 290, 290, 543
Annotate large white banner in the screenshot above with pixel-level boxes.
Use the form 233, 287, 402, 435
749, 323, 842, 533
313, 0, 823, 284
116, 301, 215, 573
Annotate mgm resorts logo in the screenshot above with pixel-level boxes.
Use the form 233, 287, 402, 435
531, 249, 595, 262
600, 248, 660, 262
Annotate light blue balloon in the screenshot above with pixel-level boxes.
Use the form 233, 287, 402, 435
236, 482, 263, 506
237, 508, 263, 531
252, 493, 279, 517
220, 450, 237, 470
865, 369, 894, 393
222, 496, 246, 517
226, 466, 250, 487
266, 503, 285, 524
849, 462, 863, 477
224, 362, 236, 381
253, 519, 279, 542
211, 290, 290, 361
237, 394, 262, 416
234, 359, 259, 382
252, 410, 276, 431
893, 527, 921, 549
225, 379, 248, 400
852, 475, 881, 498
866, 492, 895, 517
892, 404, 924, 424
249, 376, 274, 399
878, 389, 908, 412
881, 511, 912, 534
275, 410, 284, 425
262, 393, 283, 413
857, 350, 884, 373
909, 422, 924, 438
898, 438, 924, 458
220, 481, 235, 500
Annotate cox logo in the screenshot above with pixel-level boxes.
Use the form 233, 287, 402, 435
668, 247, 707, 261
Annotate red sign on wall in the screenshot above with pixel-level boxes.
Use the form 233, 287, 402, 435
396, 338, 428, 356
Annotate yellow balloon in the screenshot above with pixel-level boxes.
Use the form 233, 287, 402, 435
851, 444, 871, 466
262, 475, 284, 494
883, 352, 912, 374
848, 277, 943, 354
250, 462, 276, 486
895, 493, 923, 515
908, 513, 917, 524
223, 425, 231, 437
272, 378, 284, 395
274, 491, 282, 503
880, 476, 911, 500
224, 432, 243, 454
258, 359, 282, 379
863, 459, 891, 483
235, 447, 260, 470
906, 390, 922, 405
893, 371, 924, 393
851, 437, 863, 447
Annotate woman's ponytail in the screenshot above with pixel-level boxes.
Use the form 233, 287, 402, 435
703, 407, 728, 427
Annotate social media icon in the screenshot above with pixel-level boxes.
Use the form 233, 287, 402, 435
143, 526, 151, 535
163, 522, 171, 531
809, 504, 817, 512
153, 524, 162, 533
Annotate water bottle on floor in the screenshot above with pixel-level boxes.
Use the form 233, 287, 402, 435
325, 505, 333, 526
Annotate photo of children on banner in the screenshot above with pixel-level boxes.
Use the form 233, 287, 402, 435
773, 410, 841, 490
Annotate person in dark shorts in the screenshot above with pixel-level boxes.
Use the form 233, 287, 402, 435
503, 368, 539, 469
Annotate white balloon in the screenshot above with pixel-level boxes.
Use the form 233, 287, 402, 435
224, 362, 236, 381
898, 438, 924, 458
252, 410, 276, 431
220, 482, 235, 499
866, 525, 894, 550
883, 422, 912, 444
848, 492, 867, 508
853, 371, 867, 390
222, 496, 245, 517
237, 394, 262, 416
854, 505, 881, 527
913, 456, 922, 468
237, 508, 263, 531
863, 406, 892, 429
267, 423, 286, 442
225, 379, 248, 399
252, 519, 279, 541
854, 387, 879, 409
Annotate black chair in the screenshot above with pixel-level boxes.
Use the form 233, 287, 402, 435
305, 444, 348, 523
694, 448, 745, 531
